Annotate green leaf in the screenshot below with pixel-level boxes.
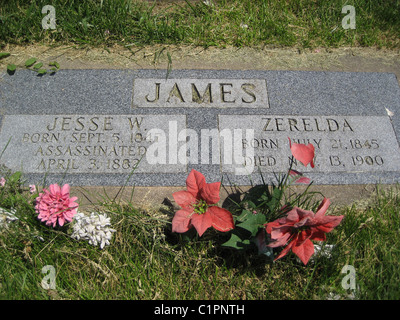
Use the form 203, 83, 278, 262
0, 52, 10, 59
7, 64, 16, 72
33, 62, 43, 70
236, 209, 253, 222
25, 58, 37, 67
49, 61, 60, 69
222, 232, 251, 250
37, 69, 47, 75
242, 184, 272, 207
236, 213, 267, 237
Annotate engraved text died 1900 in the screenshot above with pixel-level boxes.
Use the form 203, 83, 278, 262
219, 115, 400, 174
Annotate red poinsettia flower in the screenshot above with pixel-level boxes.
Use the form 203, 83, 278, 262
265, 198, 343, 265
289, 138, 315, 168
172, 169, 234, 237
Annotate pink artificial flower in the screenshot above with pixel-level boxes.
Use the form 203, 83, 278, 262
172, 169, 234, 237
0, 177, 6, 187
265, 198, 343, 265
35, 184, 78, 227
289, 138, 315, 168
29, 184, 36, 194
289, 169, 311, 184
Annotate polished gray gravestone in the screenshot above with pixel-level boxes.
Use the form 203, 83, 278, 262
0, 69, 400, 186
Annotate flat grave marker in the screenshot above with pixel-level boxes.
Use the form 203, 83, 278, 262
1, 69, 400, 186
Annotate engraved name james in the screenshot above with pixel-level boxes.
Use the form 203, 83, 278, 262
133, 79, 269, 107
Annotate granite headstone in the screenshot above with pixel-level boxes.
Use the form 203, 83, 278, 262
1, 69, 400, 186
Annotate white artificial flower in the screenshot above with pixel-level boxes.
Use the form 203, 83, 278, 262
313, 244, 335, 258
71, 212, 116, 249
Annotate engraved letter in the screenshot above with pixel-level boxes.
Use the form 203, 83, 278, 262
167, 83, 185, 103
47, 117, 58, 131
192, 83, 212, 103
128, 117, 143, 130
288, 118, 299, 131
262, 118, 273, 131
145, 83, 160, 103
327, 119, 339, 132
104, 117, 113, 131
61, 117, 72, 131
343, 119, 354, 132
89, 117, 99, 131
220, 83, 235, 103
75, 117, 85, 131
241, 83, 256, 103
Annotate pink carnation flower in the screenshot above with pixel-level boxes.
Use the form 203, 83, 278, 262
35, 184, 78, 227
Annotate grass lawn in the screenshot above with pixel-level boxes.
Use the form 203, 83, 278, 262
0, 0, 399, 49
1, 168, 400, 300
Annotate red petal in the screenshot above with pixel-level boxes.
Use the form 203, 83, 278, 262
292, 238, 315, 265
208, 206, 234, 232
310, 229, 326, 242
289, 170, 311, 184
200, 181, 221, 204
270, 225, 292, 242
315, 198, 330, 218
289, 138, 315, 168
173, 190, 196, 209
314, 215, 344, 233
190, 211, 212, 237
172, 208, 193, 233
295, 176, 311, 184
274, 235, 296, 261
268, 230, 292, 248
265, 220, 281, 234
185, 169, 206, 199
295, 229, 313, 245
